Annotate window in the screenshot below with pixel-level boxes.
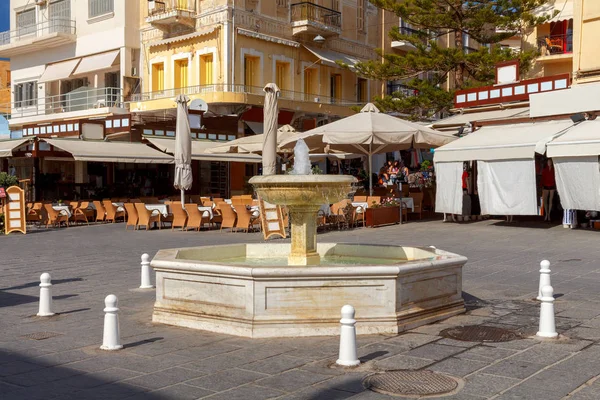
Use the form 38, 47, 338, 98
304, 68, 317, 99
200, 54, 214, 85
244, 55, 259, 87
49, 0, 71, 33
331, 0, 339, 11
357, 0, 365, 31
174, 58, 189, 89
330, 74, 342, 102
89, 0, 114, 18
275, 61, 290, 91
15, 81, 37, 108
357, 78, 368, 102
152, 63, 164, 92
16, 9, 36, 37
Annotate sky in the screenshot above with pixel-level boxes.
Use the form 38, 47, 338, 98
0, 0, 8, 32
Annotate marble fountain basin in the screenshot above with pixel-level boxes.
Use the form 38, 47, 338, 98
150, 243, 467, 338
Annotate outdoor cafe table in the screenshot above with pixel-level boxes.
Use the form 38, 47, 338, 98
352, 197, 415, 213
144, 204, 169, 217
198, 206, 213, 220
52, 205, 72, 218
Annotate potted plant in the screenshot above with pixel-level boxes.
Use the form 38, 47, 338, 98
365, 198, 401, 227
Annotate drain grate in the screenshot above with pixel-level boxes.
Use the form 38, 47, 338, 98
440, 325, 520, 342
21, 331, 63, 341
363, 370, 458, 397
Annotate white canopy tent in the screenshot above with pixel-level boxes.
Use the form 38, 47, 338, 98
434, 120, 573, 216
547, 120, 600, 211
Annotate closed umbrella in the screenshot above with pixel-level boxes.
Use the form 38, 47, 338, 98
174, 94, 192, 205
279, 103, 456, 194
262, 83, 280, 175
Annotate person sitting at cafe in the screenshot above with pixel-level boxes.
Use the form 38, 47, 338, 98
378, 164, 390, 186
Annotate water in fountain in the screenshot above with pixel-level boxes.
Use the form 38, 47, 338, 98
291, 138, 312, 175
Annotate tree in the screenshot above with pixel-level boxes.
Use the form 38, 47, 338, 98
355, 0, 557, 120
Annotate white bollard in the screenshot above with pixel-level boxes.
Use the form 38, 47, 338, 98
537, 260, 551, 301
536, 285, 558, 339
37, 273, 55, 317
139, 253, 154, 289
100, 294, 123, 350
336, 305, 360, 367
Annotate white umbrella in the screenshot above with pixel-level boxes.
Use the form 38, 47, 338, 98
205, 124, 297, 155
279, 103, 456, 194
262, 83, 280, 175
174, 94, 192, 205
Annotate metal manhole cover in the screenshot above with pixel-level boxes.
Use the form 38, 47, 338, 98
21, 331, 63, 340
440, 325, 520, 342
363, 370, 459, 397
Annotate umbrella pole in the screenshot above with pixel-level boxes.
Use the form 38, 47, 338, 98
368, 144, 373, 196
181, 189, 185, 209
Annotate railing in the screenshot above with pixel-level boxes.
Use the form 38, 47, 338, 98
148, 0, 195, 16
0, 19, 75, 46
291, 2, 341, 30
2, 87, 123, 120
387, 83, 418, 97
398, 26, 429, 45
537, 34, 573, 55
130, 84, 362, 106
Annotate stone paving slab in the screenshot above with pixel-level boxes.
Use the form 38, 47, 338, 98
2, 220, 600, 399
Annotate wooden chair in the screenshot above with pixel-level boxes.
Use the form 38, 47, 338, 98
401, 185, 410, 198
134, 203, 161, 230
409, 192, 424, 220
26, 202, 44, 225
184, 203, 207, 231
217, 202, 237, 232
93, 201, 106, 222
72, 201, 92, 225
42, 203, 69, 228
211, 202, 223, 228
169, 202, 188, 230
103, 200, 126, 223
545, 37, 563, 54
235, 205, 260, 233
124, 203, 138, 230
328, 200, 355, 230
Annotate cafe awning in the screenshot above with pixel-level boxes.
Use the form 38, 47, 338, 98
547, 120, 600, 157
431, 107, 530, 129
145, 137, 262, 163
303, 45, 359, 69
433, 120, 573, 162
43, 139, 174, 164
73, 50, 120, 76
38, 58, 81, 83
0, 138, 30, 157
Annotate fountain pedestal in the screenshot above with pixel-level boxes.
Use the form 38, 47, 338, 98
289, 205, 320, 265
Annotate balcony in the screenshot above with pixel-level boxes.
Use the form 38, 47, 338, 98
2, 87, 123, 125
392, 27, 430, 52
0, 19, 76, 58
537, 34, 573, 62
291, 2, 341, 39
146, 0, 196, 33
387, 83, 418, 97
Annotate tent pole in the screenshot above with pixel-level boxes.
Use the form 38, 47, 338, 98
369, 143, 373, 196
181, 189, 185, 209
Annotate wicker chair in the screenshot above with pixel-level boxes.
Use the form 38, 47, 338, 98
134, 203, 161, 230
123, 203, 138, 230
235, 205, 260, 233
169, 202, 188, 230
217, 202, 237, 232
42, 203, 69, 228
93, 201, 106, 222
103, 200, 126, 223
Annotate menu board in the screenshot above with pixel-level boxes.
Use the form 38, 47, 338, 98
258, 197, 286, 240
5, 186, 26, 235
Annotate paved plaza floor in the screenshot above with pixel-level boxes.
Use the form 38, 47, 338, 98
2, 219, 600, 399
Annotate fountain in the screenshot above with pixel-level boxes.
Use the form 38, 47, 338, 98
150, 140, 467, 338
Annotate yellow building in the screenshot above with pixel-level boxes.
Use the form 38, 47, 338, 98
133, 0, 386, 130
0, 60, 9, 116
573, 0, 600, 84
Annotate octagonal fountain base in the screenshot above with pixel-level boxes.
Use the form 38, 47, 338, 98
150, 243, 467, 338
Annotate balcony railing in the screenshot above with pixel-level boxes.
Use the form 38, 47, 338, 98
537, 34, 573, 56
387, 83, 418, 97
130, 84, 362, 106
398, 26, 429, 45
148, 0, 195, 16
2, 87, 123, 120
0, 19, 76, 46
291, 2, 342, 30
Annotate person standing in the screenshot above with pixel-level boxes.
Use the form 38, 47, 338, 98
541, 159, 556, 222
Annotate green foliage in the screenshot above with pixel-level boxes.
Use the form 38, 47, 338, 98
311, 165, 323, 175
0, 172, 18, 188
420, 160, 432, 171
356, 0, 557, 120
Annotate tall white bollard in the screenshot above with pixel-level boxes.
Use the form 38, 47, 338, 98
336, 305, 360, 367
100, 294, 123, 350
37, 273, 55, 317
537, 285, 558, 339
139, 253, 154, 289
537, 260, 551, 301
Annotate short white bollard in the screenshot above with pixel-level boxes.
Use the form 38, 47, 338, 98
139, 253, 154, 289
100, 294, 123, 350
37, 273, 55, 317
537, 260, 551, 301
336, 305, 360, 367
536, 285, 558, 339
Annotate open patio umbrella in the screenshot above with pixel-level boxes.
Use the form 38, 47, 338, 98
279, 103, 456, 194
174, 94, 192, 205
262, 83, 280, 175
205, 124, 298, 155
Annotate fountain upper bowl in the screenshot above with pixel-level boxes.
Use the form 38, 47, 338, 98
249, 175, 356, 206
